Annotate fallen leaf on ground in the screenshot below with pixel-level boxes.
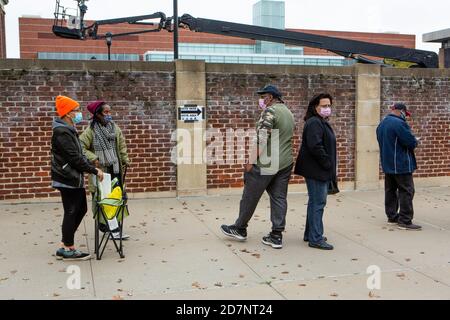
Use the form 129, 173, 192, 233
214, 283, 223, 287
330, 293, 339, 297
252, 253, 261, 259
369, 291, 381, 298
112, 295, 124, 300
281, 271, 289, 274
240, 249, 251, 253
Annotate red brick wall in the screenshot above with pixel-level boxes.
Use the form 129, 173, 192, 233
381, 70, 450, 178
205, 69, 356, 189
19, 17, 415, 60
0, 63, 176, 201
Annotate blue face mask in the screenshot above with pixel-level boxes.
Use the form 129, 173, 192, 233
73, 112, 83, 124
104, 115, 113, 122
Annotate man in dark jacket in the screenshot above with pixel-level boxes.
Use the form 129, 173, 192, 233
51, 95, 104, 261
376, 103, 421, 230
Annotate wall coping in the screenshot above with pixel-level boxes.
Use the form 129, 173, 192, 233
0, 58, 175, 73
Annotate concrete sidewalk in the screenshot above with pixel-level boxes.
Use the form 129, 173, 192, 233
1, 187, 450, 300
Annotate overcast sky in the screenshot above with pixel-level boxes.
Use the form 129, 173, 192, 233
5, 0, 448, 58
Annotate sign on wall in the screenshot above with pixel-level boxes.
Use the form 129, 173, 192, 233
178, 104, 205, 122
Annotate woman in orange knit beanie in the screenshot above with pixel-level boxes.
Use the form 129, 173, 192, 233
51, 95, 105, 261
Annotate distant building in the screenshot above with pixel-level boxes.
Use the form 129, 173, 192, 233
19, 0, 416, 66
423, 28, 450, 68
0, 0, 8, 58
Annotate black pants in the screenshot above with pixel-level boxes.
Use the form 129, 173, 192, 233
59, 188, 88, 247
384, 173, 415, 225
235, 164, 293, 234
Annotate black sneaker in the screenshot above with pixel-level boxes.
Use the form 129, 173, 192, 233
62, 249, 92, 261
220, 225, 247, 241
309, 241, 334, 250
387, 215, 399, 225
304, 236, 327, 242
397, 223, 422, 231
262, 233, 283, 249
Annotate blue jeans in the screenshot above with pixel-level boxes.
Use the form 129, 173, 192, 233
304, 178, 329, 244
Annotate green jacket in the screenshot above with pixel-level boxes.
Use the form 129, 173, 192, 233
79, 123, 129, 194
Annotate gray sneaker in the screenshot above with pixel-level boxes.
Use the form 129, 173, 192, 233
62, 249, 91, 261
398, 223, 422, 231
55, 247, 65, 260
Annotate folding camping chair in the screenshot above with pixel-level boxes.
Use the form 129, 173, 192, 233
93, 167, 129, 260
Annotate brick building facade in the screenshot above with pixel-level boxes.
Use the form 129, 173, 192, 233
0, 60, 449, 201
18, 17, 416, 60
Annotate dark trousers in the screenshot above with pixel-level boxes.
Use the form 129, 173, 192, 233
235, 164, 293, 234
59, 188, 88, 247
385, 173, 415, 224
304, 178, 329, 244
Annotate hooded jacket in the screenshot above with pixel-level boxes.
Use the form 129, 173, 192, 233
51, 118, 98, 188
376, 114, 418, 175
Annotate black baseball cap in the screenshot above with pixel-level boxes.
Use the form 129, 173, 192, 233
392, 103, 411, 117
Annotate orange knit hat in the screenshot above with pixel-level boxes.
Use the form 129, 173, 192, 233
55, 95, 79, 117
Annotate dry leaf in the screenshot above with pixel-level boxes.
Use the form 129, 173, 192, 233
192, 282, 201, 288
252, 253, 261, 259
214, 282, 223, 287
330, 293, 339, 297
112, 295, 124, 300
282, 271, 289, 274
369, 291, 380, 298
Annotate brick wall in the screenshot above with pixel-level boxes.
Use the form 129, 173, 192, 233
381, 69, 450, 178
0, 60, 176, 201
205, 65, 356, 189
1, 60, 450, 201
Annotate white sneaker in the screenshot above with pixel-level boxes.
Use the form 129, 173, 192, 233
111, 232, 130, 240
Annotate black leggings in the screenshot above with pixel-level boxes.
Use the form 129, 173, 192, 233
59, 188, 88, 247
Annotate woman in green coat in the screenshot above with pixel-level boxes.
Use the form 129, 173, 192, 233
80, 100, 130, 240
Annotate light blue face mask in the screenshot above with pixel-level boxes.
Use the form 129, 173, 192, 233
73, 112, 83, 124
104, 115, 113, 122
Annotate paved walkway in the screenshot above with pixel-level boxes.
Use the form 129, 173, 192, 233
1, 187, 450, 300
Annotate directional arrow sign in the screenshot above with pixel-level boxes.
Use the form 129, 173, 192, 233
178, 105, 205, 122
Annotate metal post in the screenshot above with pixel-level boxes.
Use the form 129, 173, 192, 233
106, 32, 112, 61
173, 0, 179, 60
